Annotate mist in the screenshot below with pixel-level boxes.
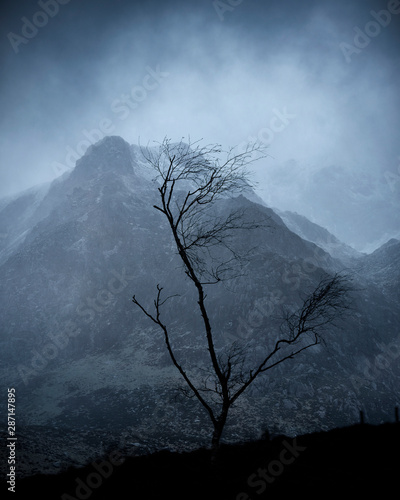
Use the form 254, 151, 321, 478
0, 0, 399, 250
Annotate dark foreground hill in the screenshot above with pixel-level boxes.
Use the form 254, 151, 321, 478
3, 422, 400, 499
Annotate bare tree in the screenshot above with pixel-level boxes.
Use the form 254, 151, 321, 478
132, 137, 351, 448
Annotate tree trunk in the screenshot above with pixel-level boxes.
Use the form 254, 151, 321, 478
211, 425, 223, 449
211, 409, 228, 449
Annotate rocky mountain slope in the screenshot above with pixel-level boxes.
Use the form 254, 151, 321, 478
275, 209, 363, 265
0, 136, 399, 476
354, 238, 400, 305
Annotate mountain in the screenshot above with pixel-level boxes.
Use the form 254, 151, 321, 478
275, 209, 363, 265
259, 160, 400, 251
0, 136, 399, 477
0, 181, 52, 265
355, 238, 400, 305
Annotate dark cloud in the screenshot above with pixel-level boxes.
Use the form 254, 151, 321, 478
0, 0, 399, 248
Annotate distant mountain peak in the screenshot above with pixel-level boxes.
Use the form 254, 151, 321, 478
381, 238, 400, 248
72, 135, 134, 180
370, 237, 400, 257
92, 135, 129, 150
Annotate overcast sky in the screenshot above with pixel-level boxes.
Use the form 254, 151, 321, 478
0, 0, 399, 248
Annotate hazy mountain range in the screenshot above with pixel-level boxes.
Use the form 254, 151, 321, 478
0, 136, 399, 475
258, 159, 400, 253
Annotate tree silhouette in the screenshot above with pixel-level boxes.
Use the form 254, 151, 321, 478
132, 137, 351, 448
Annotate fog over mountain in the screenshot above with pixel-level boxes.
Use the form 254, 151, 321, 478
1, 0, 400, 251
